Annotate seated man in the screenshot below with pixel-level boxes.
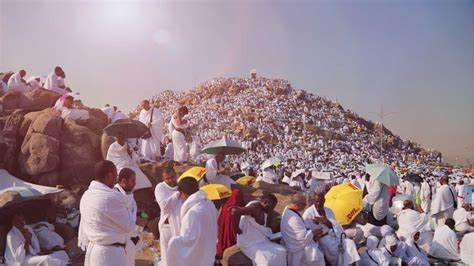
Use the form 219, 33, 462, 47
26, 76, 43, 91
396, 200, 431, 241
381, 234, 410, 265
359, 236, 388, 265
233, 193, 287, 266
303, 192, 360, 265
429, 218, 460, 261
7, 70, 29, 93
280, 193, 325, 266
404, 232, 430, 266
54, 95, 89, 121
106, 134, 152, 191
205, 152, 236, 188
5, 213, 69, 265
453, 203, 474, 234
44, 66, 70, 95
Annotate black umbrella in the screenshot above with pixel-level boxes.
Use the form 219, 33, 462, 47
404, 173, 423, 183
103, 119, 148, 138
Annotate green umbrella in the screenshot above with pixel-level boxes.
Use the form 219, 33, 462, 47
365, 163, 400, 186
201, 137, 245, 155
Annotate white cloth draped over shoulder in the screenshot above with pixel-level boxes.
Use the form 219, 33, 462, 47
154, 182, 183, 266
302, 205, 359, 265
236, 203, 287, 266
429, 224, 460, 261
167, 191, 217, 266
5, 225, 69, 266
396, 209, 431, 241
106, 141, 152, 190
431, 184, 456, 215
280, 207, 325, 266
114, 184, 138, 266
78, 181, 136, 266
138, 107, 164, 161
44, 72, 68, 95
169, 115, 188, 163
205, 157, 235, 188
420, 181, 431, 213
7, 72, 29, 93
364, 178, 389, 221
453, 207, 474, 234
258, 168, 279, 184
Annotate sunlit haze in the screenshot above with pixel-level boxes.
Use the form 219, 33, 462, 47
0, 0, 473, 164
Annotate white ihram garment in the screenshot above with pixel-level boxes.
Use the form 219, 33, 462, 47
236, 205, 287, 266
78, 181, 136, 266
114, 184, 138, 266
7, 72, 29, 93
302, 205, 360, 265
420, 181, 431, 213
167, 191, 217, 266
429, 224, 460, 261
154, 182, 183, 266
396, 209, 431, 241
205, 157, 235, 188
431, 184, 456, 226
138, 107, 164, 161
280, 208, 325, 266
169, 117, 188, 163
453, 207, 474, 234
5, 226, 69, 266
364, 178, 389, 221
106, 141, 152, 190
44, 72, 68, 95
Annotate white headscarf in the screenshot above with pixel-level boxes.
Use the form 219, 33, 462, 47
367, 236, 379, 250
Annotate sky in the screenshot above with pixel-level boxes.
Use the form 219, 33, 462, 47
1, 0, 473, 165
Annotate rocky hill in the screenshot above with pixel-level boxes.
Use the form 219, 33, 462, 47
133, 76, 442, 175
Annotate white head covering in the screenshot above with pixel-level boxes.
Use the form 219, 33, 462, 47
367, 236, 379, 251
460, 232, 474, 265
384, 234, 398, 250
380, 225, 394, 237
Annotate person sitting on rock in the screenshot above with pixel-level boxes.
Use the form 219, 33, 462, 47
54, 95, 89, 121
106, 133, 152, 191
4, 213, 70, 266
7, 69, 30, 93
44, 66, 71, 95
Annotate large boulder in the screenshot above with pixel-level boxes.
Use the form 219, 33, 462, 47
20, 88, 61, 111
19, 109, 49, 137
0, 91, 28, 110
84, 108, 108, 135
59, 119, 101, 186
19, 133, 60, 176
29, 110, 63, 138
0, 109, 27, 173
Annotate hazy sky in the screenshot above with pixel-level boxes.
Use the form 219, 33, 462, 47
1, 0, 473, 164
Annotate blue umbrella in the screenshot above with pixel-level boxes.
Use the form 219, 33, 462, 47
365, 163, 400, 186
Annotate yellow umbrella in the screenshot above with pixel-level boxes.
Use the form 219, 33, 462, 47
200, 184, 232, 200
178, 167, 206, 182
235, 175, 256, 186
324, 183, 363, 226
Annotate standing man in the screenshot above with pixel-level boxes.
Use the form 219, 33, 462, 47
78, 160, 136, 266
167, 177, 218, 266
154, 167, 183, 266
420, 178, 431, 213
169, 106, 189, 163
114, 168, 138, 266
138, 100, 164, 161
205, 151, 236, 188
431, 176, 456, 226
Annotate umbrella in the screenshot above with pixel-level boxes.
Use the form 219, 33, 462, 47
404, 173, 423, 183
324, 183, 363, 226
261, 157, 282, 170
201, 136, 245, 155
178, 167, 207, 182
200, 184, 232, 201
103, 119, 148, 139
235, 175, 256, 186
365, 164, 400, 186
